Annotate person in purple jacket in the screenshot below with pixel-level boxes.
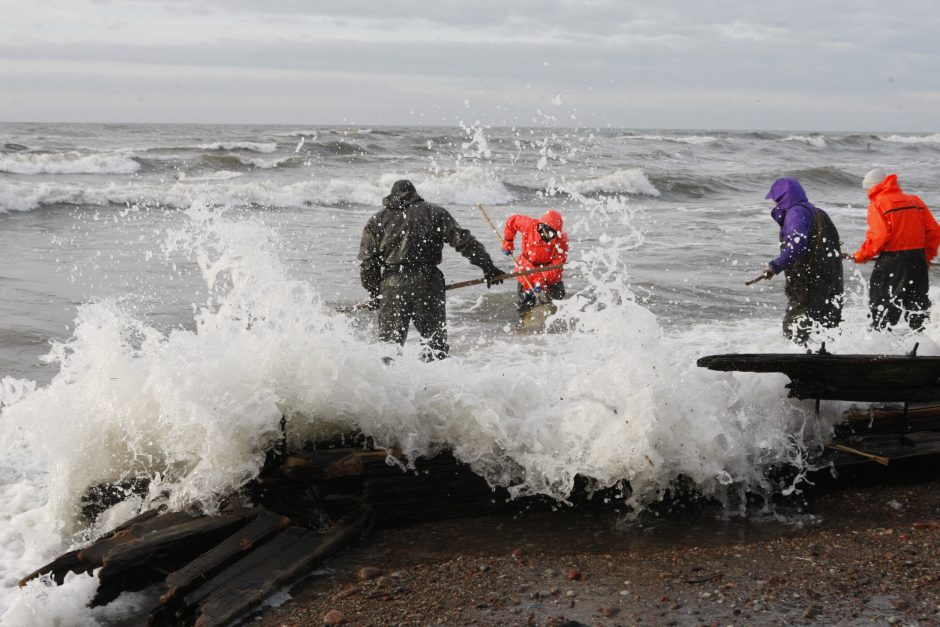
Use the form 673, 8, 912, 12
749, 178, 844, 344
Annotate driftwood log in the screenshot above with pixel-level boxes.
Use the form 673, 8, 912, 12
697, 351, 940, 402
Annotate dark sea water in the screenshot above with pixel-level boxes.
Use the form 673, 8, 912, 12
1, 123, 939, 620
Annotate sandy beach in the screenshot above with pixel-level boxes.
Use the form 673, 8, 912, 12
260, 475, 940, 626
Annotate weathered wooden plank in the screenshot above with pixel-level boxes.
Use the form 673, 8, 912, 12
186, 507, 374, 627
92, 510, 256, 606
78, 510, 199, 566
158, 509, 291, 606
18, 508, 178, 587
17, 549, 88, 586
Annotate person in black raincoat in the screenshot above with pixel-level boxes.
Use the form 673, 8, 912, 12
358, 180, 505, 360
750, 177, 844, 344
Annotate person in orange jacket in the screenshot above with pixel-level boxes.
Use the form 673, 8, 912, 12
501, 209, 568, 316
850, 168, 940, 331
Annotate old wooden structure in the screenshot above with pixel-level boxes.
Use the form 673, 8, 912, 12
20, 448, 509, 627
19, 346, 940, 626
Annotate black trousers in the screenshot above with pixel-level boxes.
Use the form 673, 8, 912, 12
869, 249, 930, 331
378, 266, 448, 360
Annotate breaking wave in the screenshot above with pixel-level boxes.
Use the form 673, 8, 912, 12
554, 168, 661, 196
0, 167, 513, 213
624, 134, 721, 145
780, 135, 827, 148
878, 133, 940, 144
196, 142, 278, 153
0, 152, 141, 175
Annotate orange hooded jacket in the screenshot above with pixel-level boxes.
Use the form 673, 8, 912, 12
501, 210, 568, 288
853, 174, 940, 264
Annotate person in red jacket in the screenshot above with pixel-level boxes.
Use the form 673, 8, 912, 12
850, 168, 940, 331
501, 209, 568, 316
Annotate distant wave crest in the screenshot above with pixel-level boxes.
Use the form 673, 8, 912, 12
0, 151, 141, 175
558, 168, 661, 196
197, 142, 278, 153
780, 135, 827, 148
878, 133, 940, 144
0, 167, 513, 213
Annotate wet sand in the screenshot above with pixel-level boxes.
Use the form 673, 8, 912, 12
260, 475, 940, 626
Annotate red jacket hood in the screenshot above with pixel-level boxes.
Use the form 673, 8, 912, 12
868, 173, 900, 200
539, 210, 563, 231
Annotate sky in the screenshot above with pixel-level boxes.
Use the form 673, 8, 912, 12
1, 0, 939, 131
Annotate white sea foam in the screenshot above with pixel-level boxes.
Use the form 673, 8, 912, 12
554, 168, 661, 196
781, 135, 827, 148
0, 152, 141, 175
878, 133, 940, 144
2, 195, 937, 621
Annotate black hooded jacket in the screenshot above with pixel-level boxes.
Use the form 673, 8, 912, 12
358, 180, 500, 298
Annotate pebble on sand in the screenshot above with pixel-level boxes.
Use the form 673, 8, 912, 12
322, 609, 347, 625
356, 566, 383, 581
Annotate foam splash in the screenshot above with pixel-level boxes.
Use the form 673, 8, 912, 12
3, 194, 938, 621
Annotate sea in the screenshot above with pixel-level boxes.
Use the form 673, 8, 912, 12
1, 122, 939, 623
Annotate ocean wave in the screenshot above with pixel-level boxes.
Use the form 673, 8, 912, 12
878, 133, 940, 144
0, 151, 141, 175
177, 171, 244, 182
624, 134, 720, 145
0, 167, 513, 213
647, 172, 743, 198
556, 168, 660, 196
780, 135, 827, 148
778, 165, 858, 187
197, 142, 277, 153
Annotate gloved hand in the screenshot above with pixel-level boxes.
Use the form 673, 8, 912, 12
484, 266, 505, 288
746, 268, 774, 286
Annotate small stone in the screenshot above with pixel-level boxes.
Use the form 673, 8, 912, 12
566, 568, 582, 581
599, 607, 620, 618
356, 566, 383, 581
887, 617, 901, 625
544, 569, 558, 578
802, 604, 819, 619
753, 602, 765, 612
512, 547, 525, 559
375, 576, 396, 587
335, 586, 359, 599
322, 609, 347, 626
565, 590, 577, 597
618, 590, 630, 596
479, 564, 491, 573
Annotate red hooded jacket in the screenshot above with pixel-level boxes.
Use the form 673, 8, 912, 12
501, 210, 568, 288
854, 174, 940, 263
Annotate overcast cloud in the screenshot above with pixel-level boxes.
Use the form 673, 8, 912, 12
1, 0, 939, 130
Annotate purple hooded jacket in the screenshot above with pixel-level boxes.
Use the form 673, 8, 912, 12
765, 178, 827, 274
